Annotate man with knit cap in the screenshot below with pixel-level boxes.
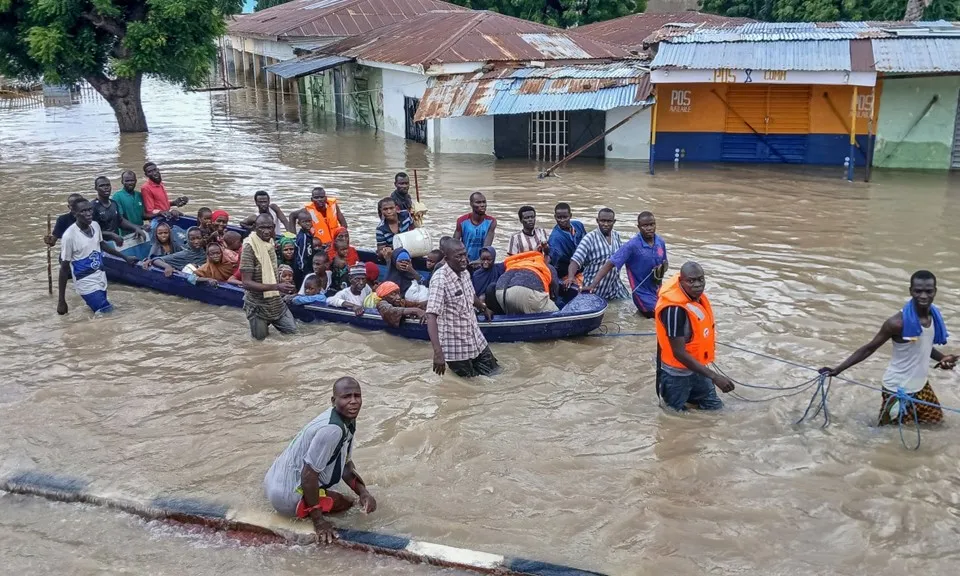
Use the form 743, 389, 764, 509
328, 263, 372, 316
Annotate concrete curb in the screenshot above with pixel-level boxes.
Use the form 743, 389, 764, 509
1, 471, 606, 576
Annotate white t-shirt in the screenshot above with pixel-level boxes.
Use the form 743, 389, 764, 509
328, 285, 371, 308
61, 222, 107, 296
263, 407, 354, 517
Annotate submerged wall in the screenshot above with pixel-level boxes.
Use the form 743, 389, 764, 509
605, 106, 651, 160
874, 76, 960, 170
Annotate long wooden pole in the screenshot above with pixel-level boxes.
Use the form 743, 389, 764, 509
538, 104, 650, 179
413, 169, 421, 203
46, 214, 53, 295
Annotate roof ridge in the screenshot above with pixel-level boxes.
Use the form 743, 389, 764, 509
418, 11, 488, 66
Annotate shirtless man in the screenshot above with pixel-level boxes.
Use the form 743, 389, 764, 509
821, 270, 958, 424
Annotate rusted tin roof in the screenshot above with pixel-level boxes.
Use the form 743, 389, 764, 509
414, 63, 651, 120
650, 39, 877, 71
320, 10, 633, 67
575, 12, 754, 51
872, 37, 960, 72
227, 0, 466, 40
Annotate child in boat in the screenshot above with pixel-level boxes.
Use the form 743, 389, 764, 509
293, 211, 314, 289
291, 274, 328, 306
330, 255, 349, 291
197, 207, 215, 240
148, 221, 183, 258
278, 264, 295, 286
299, 252, 332, 295
190, 242, 241, 287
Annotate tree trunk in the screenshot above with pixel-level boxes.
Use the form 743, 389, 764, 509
904, 0, 931, 20
84, 73, 148, 133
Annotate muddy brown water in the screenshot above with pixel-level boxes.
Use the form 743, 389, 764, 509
3, 81, 960, 575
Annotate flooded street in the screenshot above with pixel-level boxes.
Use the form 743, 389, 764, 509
3, 81, 960, 575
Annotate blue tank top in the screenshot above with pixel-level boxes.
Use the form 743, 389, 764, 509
458, 215, 493, 261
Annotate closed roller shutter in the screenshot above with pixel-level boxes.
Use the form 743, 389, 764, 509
721, 85, 810, 163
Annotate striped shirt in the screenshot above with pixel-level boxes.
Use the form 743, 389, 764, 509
507, 228, 549, 256
571, 229, 629, 300
376, 210, 414, 247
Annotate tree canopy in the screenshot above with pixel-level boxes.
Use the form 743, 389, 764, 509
0, 0, 242, 132
699, 0, 958, 22
448, 0, 647, 28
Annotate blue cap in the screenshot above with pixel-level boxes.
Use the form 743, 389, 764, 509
395, 249, 411, 262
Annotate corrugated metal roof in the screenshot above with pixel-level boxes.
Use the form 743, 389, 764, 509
872, 37, 960, 72
264, 55, 352, 78
575, 12, 754, 50
663, 20, 960, 43
415, 64, 651, 120
650, 40, 855, 71
227, 0, 466, 40
321, 10, 632, 67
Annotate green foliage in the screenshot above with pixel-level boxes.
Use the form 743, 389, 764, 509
701, 0, 960, 21
255, 0, 292, 10
447, 0, 647, 28
0, 0, 243, 86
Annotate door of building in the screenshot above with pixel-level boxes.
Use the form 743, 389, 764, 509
404, 96, 427, 145
721, 85, 810, 163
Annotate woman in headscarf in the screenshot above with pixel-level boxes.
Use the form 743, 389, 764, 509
326, 227, 359, 266
471, 246, 505, 303
386, 248, 429, 305
276, 233, 298, 284
190, 242, 241, 287
143, 226, 209, 277
374, 281, 425, 328
148, 221, 183, 258
209, 209, 230, 244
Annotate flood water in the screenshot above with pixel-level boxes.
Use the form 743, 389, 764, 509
3, 81, 960, 575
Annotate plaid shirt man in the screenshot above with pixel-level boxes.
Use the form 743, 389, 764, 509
426, 264, 487, 361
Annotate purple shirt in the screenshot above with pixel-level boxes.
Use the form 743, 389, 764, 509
609, 234, 667, 313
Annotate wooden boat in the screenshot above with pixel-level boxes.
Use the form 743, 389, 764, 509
101, 216, 607, 342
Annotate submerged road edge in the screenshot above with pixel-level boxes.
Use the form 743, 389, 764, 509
1, 471, 606, 576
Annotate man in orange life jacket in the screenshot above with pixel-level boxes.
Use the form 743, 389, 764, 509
303, 186, 348, 247
493, 249, 559, 315
655, 262, 735, 411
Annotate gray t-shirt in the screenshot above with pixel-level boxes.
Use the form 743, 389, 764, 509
263, 407, 354, 517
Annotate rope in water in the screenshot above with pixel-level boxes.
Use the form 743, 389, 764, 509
589, 325, 960, 449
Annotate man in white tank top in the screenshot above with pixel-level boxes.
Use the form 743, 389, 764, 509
242, 190, 289, 236
821, 270, 957, 425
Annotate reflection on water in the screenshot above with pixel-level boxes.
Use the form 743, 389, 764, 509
2, 80, 960, 575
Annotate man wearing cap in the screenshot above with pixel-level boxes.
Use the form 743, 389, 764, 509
327, 263, 372, 315
264, 376, 377, 545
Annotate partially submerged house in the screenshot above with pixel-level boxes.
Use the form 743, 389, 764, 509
223, 0, 465, 92
277, 10, 650, 159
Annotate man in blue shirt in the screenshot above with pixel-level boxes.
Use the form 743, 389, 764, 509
547, 202, 586, 278
585, 211, 667, 318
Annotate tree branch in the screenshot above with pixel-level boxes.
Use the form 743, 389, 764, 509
80, 11, 126, 37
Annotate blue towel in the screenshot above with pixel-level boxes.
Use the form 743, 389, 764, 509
902, 300, 948, 345
292, 293, 327, 306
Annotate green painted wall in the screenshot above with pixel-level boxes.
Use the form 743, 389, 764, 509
874, 76, 960, 170
302, 65, 383, 129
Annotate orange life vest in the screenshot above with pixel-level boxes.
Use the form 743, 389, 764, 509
303, 199, 341, 245
503, 250, 551, 293
654, 274, 716, 370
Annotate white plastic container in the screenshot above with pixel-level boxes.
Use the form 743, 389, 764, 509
392, 228, 433, 257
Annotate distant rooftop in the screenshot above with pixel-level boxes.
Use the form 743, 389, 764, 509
575, 11, 754, 51
317, 10, 634, 68
228, 0, 466, 40
659, 20, 960, 43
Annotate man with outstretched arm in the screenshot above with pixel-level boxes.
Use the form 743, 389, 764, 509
820, 270, 957, 425
654, 261, 735, 410
57, 199, 137, 315
264, 377, 377, 544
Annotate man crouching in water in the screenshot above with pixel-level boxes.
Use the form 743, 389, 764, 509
264, 377, 377, 544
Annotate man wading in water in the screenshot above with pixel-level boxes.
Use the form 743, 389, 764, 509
264, 377, 377, 544
821, 270, 958, 425
654, 262, 735, 410
240, 214, 297, 340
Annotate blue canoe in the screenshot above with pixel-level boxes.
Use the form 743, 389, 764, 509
102, 217, 607, 342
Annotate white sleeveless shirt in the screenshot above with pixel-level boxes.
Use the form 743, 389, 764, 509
882, 323, 934, 393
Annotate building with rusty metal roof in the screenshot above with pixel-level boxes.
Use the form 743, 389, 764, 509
259, 10, 656, 162
575, 11, 754, 54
